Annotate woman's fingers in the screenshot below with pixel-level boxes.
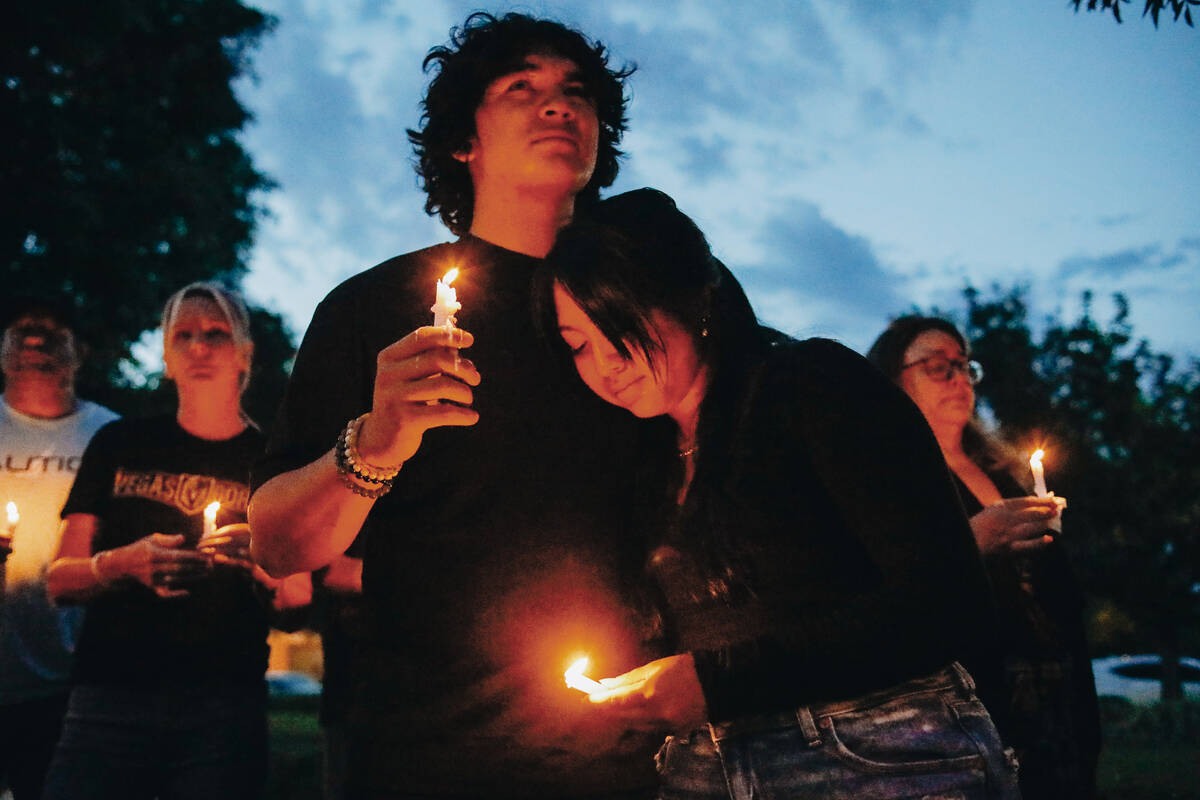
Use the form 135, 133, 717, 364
1009, 535, 1054, 553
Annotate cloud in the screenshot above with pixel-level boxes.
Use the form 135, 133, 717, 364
842, 0, 974, 71
1057, 243, 1189, 281
858, 87, 930, 136
1097, 213, 1138, 228
677, 135, 733, 183
744, 199, 906, 344
584, 0, 843, 129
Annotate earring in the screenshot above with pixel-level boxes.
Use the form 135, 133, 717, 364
700, 314, 710, 338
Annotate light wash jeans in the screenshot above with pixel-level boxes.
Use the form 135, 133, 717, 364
655, 663, 1020, 800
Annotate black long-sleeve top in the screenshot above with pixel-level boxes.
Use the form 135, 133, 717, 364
648, 334, 1004, 724
952, 469, 1102, 772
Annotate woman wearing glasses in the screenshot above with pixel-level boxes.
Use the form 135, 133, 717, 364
868, 316, 1101, 800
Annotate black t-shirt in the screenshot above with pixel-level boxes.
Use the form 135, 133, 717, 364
62, 416, 269, 687
255, 237, 659, 797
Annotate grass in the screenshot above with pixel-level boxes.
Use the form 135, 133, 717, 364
267, 699, 321, 800
1095, 697, 1200, 800
1097, 743, 1200, 800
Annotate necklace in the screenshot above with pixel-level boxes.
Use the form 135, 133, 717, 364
678, 444, 699, 459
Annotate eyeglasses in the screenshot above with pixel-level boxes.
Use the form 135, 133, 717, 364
901, 356, 983, 385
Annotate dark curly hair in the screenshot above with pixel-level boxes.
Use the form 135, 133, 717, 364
408, 12, 634, 235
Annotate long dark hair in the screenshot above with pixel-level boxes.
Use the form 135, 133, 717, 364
540, 188, 772, 599
539, 188, 761, 390
867, 315, 1022, 479
409, 12, 634, 235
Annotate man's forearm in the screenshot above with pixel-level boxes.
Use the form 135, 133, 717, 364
249, 449, 376, 576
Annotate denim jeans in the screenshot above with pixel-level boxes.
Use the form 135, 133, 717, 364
655, 663, 1020, 800
42, 682, 267, 800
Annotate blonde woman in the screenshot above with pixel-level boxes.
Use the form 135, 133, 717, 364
45, 283, 309, 800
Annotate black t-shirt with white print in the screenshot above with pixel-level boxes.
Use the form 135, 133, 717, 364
62, 415, 269, 687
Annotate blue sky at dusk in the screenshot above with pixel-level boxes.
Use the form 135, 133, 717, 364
231, 0, 1199, 363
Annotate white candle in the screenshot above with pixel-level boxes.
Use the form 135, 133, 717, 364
431, 268, 462, 329
1028, 449, 1064, 532
203, 501, 220, 541
1029, 450, 1047, 498
564, 656, 604, 694
3, 501, 17, 561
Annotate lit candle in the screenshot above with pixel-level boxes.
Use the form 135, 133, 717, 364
431, 268, 462, 329
203, 501, 220, 541
564, 656, 604, 694
1028, 449, 1064, 532
2, 501, 17, 561
1029, 449, 1048, 498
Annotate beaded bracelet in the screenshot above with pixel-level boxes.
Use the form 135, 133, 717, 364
339, 413, 403, 483
333, 443, 393, 494
333, 415, 399, 499
335, 465, 393, 499
335, 430, 394, 489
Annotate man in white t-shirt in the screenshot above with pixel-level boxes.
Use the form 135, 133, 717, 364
0, 297, 118, 800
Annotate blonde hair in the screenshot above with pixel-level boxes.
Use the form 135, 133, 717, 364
161, 281, 256, 424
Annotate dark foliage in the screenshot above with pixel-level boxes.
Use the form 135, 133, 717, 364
1070, 0, 1198, 26
1, 0, 281, 409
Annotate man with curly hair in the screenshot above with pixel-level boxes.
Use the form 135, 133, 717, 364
251, 13, 661, 799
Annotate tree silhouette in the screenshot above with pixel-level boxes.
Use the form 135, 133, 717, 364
1071, 0, 1198, 26
1, 0, 290, 416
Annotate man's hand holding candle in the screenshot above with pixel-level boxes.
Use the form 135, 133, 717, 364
355, 326, 481, 470
579, 653, 709, 736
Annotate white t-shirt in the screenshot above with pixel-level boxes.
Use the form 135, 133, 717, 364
0, 396, 118, 702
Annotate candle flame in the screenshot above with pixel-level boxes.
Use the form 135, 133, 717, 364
441, 268, 458, 286
1029, 449, 1044, 468
564, 656, 604, 694
204, 501, 220, 524
5, 501, 16, 526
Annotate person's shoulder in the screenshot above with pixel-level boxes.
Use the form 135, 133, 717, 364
305, 240, 469, 336
96, 414, 173, 434
758, 334, 871, 383
756, 334, 900, 415
322, 240, 465, 303
236, 423, 268, 450
82, 413, 151, 447
75, 399, 120, 427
